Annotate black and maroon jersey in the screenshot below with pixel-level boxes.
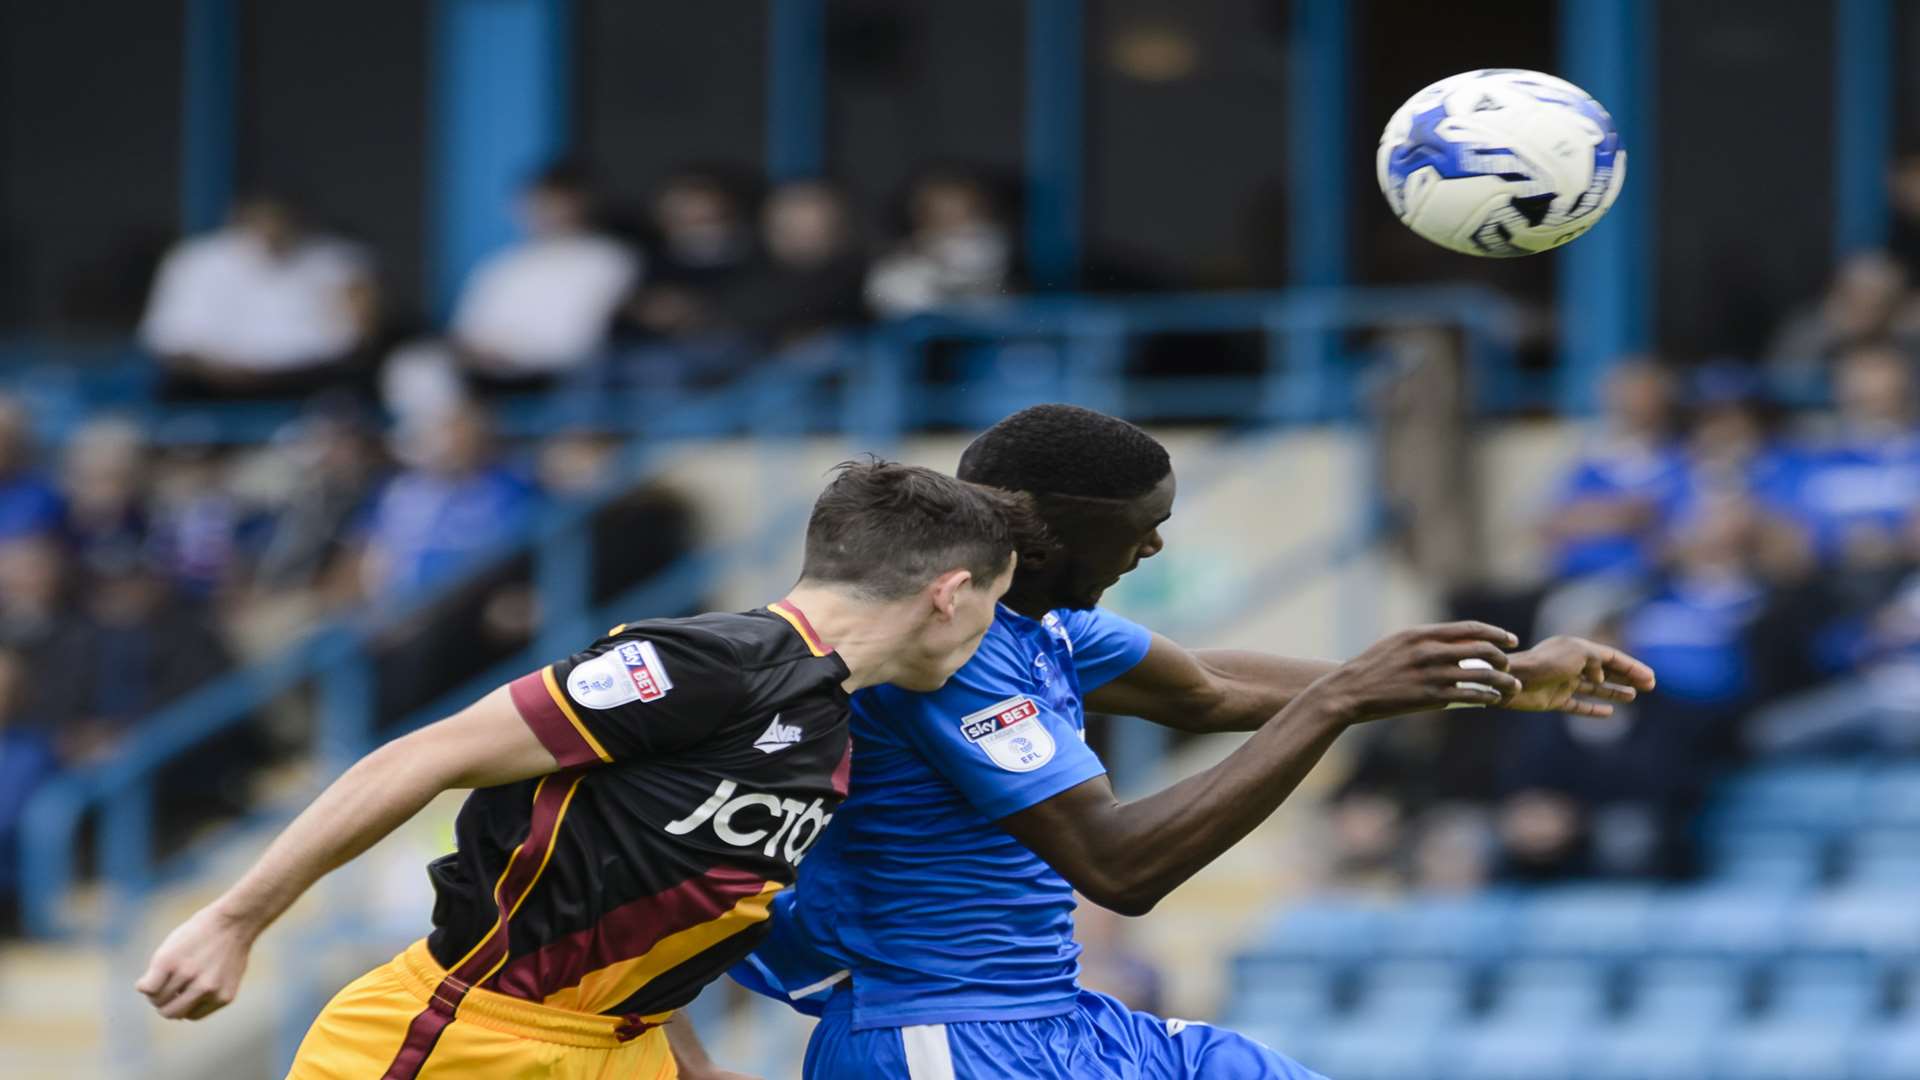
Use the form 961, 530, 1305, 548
421, 600, 851, 1022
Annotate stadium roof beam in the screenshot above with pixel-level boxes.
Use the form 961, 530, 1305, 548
1834, 0, 1892, 259
1557, 0, 1653, 414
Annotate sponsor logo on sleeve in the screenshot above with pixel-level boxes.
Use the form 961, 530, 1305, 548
568, 639, 674, 710
958, 695, 1056, 772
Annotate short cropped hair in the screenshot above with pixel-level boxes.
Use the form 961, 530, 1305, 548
800, 460, 1034, 600
957, 404, 1171, 499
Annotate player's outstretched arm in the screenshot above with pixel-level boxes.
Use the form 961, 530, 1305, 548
999, 622, 1525, 917
1086, 633, 1654, 733
135, 686, 559, 1021
1084, 633, 1337, 733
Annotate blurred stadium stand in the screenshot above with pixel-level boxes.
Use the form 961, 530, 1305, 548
1229, 762, 1920, 1080
6, 0, 1920, 1078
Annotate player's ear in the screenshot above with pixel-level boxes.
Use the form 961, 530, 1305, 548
928, 567, 972, 619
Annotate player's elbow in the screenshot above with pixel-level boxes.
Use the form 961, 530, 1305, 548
1084, 883, 1161, 918
1072, 868, 1165, 917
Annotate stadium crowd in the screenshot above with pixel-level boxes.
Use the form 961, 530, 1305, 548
0, 160, 1013, 933
9, 154, 1920, 942
1331, 289, 1920, 892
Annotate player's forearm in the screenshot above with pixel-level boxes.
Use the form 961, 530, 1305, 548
210, 736, 452, 936
1178, 650, 1339, 732
1091, 693, 1348, 913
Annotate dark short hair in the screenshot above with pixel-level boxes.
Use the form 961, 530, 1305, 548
800, 460, 1034, 600
957, 404, 1170, 499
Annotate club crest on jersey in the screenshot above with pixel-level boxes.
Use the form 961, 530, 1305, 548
566, 639, 674, 709
959, 695, 1056, 772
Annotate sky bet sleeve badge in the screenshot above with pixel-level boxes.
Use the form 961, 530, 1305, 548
959, 695, 1057, 772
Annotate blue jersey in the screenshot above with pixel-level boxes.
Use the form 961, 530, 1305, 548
737, 603, 1152, 1030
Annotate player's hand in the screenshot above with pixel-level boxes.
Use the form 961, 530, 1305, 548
135, 903, 256, 1020
1506, 635, 1657, 717
1309, 621, 1524, 722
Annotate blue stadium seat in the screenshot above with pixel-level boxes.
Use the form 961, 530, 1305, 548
1440, 1023, 1578, 1080
1864, 765, 1920, 829
1348, 959, 1474, 1026
1574, 1025, 1717, 1080
1623, 958, 1750, 1026
1854, 1024, 1920, 1080
1261, 900, 1389, 961
1517, 885, 1658, 958
1842, 829, 1920, 887
1703, 829, 1828, 889
1381, 895, 1516, 963
1794, 889, 1920, 958
1483, 959, 1614, 1026
1705, 764, 1867, 835
1650, 886, 1797, 959
1764, 956, 1884, 1023
1295, 1022, 1441, 1080
1712, 1021, 1855, 1080
1224, 956, 1338, 1028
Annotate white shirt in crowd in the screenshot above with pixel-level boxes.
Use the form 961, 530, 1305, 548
450, 234, 638, 374
139, 229, 371, 372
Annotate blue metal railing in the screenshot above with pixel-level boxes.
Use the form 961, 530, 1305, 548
14, 286, 1529, 944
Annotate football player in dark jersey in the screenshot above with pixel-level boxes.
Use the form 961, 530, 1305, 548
137, 460, 1031, 1080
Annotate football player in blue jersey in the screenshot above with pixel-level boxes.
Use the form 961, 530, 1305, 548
726, 404, 1656, 1079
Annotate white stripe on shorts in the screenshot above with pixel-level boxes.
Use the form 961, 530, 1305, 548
901, 1023, 957, 1080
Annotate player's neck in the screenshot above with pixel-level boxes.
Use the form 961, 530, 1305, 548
778, 585, 895, 690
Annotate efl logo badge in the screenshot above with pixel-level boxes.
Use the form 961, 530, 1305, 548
568, 639, 673, 710
959, 695, 1056, 773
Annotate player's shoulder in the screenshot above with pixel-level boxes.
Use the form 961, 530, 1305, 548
603, 608, 829, 670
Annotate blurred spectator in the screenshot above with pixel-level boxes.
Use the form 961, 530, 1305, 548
1764, 252, 1920, 402
35, 551, 234, 768
536, 430, 701, 613
1536, 360, 1685, 583
140, 193, 378, 400
1497, 503, 1765, 882
1778, 343, 1920, 566
1747, 506, 1920, 754
148, 444, 244, 599
0, 397, 64, 542
0, 536, 73, 653
357, 403, 538, 600
866, 170, 1014, 317
59, 418, 149, 571
1409, 806, 1497, 894
1322, 789, 1407, 891
1678, 363, 1797, 511
722, 181, 869, 347
625, 170, 759, 338
252, 401, 388, 598
385, 165, 638, 420
1887, 155, 1920, 277
0, 650, 56, 931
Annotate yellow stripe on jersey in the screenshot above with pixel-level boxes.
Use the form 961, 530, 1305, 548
768, 603, 828, 657
541, 666, 614, 764
541, 881, 785, 1015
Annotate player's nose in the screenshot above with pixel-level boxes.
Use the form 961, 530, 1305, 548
1139, 530, 1164, 559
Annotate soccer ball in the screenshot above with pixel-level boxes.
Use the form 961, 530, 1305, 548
1376, 68, 1625, 258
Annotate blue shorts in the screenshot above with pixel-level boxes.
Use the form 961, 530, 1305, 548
802, 988, 1325, 1080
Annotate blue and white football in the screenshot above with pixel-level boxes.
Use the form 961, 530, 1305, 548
1376, 68, 1625, 257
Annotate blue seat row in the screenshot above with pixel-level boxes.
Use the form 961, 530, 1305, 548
1236, 1019, 1920, 1080
1256, 886, 1920, 961
1229, 954, 1915, 1029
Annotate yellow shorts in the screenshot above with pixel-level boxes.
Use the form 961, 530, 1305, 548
288, 940, 677, 1080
